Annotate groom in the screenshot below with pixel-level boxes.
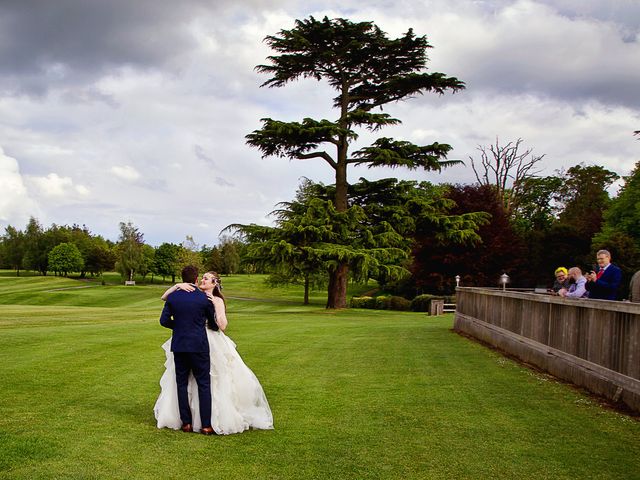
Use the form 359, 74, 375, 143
159, 265, 217, 435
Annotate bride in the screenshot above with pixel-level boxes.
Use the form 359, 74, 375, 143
154, 271, 273, 435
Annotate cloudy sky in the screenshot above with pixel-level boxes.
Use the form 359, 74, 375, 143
1, 0, 639, 246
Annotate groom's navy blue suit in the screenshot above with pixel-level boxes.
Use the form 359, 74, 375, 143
160, 287, 217, 428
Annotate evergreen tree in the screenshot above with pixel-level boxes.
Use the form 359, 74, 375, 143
232, 178, 485, 304
247, 16, 464, 308
1, 225, 25, 275
23, 217, 48, 275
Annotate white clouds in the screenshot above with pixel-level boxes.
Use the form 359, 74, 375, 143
392, 92, 640, 187
75, 184, 90, 196
25, 173, 90, 198
111, 165, 141, 182
26, 173, 71, 197
0, 0, 639, 245
416, 0, 640, 106
0, 147, 39, 224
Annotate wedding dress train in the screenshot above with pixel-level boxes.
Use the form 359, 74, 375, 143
154, 328, 274, 435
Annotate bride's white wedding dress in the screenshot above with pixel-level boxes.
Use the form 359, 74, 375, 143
154, 298, 273, 435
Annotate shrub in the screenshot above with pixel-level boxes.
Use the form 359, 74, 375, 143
388, 295, 411, 311
373, 295, 387, 310
411, 294, 435, 312
410, 294, 447, 312
350, 296, 376, 309
370, 295, 411, 311
351, 295, 411, 311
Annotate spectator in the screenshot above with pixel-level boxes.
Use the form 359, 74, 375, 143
558, 267, 588, 298
585, 249, 622, 300
629, 270, 640, 302
552, 267, 570, 294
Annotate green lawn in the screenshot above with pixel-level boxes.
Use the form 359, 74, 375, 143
0, 273, 638, 479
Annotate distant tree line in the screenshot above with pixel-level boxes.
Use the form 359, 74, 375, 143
0, 219, 248, 282
2, 156, 638, 298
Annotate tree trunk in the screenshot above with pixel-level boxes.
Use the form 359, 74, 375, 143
335, 161, 348, 212
303, 274, 310, 305
327, 122, 350, 308
326, 263, 349, 308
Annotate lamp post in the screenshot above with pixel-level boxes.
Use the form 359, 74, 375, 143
500, 273, 510, 291
455, 275, 460, 287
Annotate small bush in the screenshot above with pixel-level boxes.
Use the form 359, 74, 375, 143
411, 294, 447, 312
411, 294, 435, 312
375, 295, 389, 310
350, 296, 376, 309
388, 295, 411, 311
351, 295, 411, 311
368, 295, 411, 311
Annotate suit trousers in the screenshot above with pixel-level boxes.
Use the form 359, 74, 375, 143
173, 351, 212, 428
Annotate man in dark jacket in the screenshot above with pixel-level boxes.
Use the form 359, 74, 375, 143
585, 249, 622, 300
160, 265, 217, 435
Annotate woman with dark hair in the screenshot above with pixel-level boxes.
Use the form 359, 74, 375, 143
154, 272, 273, 435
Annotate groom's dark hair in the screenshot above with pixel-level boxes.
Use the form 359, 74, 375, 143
181, 265, 198, 284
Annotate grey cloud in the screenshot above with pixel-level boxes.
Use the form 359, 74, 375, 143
215, 176, 234, 187
194, 144, 216, 167
422, 1, 640, 108
0, 0, 299, 97
60, 87, 119, 107
537, 0, 640, 35
141, 178, 169, 192
0, 0, 209, 95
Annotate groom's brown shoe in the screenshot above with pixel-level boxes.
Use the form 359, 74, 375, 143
181, 423, 193, 433
201, 427, 215, 436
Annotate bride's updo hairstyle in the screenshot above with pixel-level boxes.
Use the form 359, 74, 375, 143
207, 271, 225, 303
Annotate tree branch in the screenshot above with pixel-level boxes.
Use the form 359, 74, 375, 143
296, 152, 338, 169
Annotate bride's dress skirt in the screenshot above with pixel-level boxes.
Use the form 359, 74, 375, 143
154, 329, 274, 434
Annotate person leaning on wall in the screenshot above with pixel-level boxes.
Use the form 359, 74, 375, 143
629, 269, 640, 302
585, 249, 622, 300
551, 267, 570, 295
558, 267, 589, 298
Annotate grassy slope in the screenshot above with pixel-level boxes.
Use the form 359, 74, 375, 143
0, 274, 638, 479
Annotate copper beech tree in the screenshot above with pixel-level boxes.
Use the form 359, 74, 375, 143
246, 16, 464, 308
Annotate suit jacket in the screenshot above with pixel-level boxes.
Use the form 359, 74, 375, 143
586, 263, 622, 300
630, 270, 640, 302
159, 288, 217, 352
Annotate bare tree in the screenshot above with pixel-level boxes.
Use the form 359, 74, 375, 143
470, 137, 545, 214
